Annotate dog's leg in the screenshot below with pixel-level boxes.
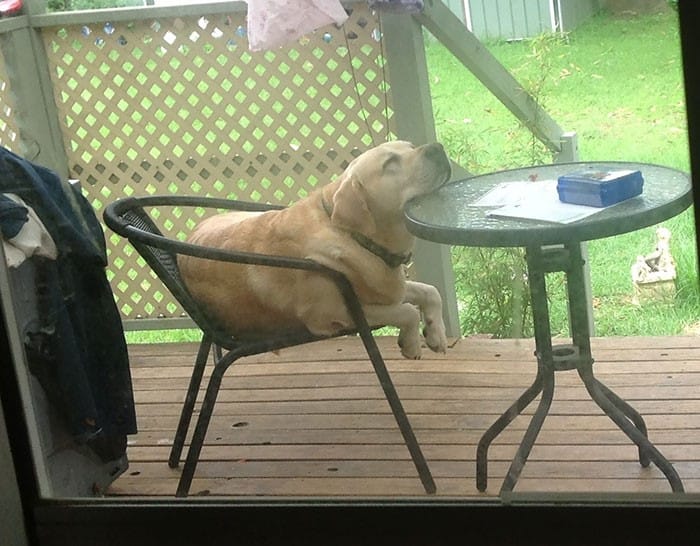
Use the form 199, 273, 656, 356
295, 278, 444, 360
403, 281, 448, 354
301, 296, 424, 360
363, 303, 424, 359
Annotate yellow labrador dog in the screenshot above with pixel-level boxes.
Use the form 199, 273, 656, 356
178, 141, 451, 359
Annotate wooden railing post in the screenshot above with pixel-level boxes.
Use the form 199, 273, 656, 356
380, 11, 462, 338
0, 0, 68, 176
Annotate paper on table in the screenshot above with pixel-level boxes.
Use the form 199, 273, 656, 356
473, 180, 604, 224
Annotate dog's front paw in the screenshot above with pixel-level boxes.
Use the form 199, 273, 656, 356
398, 330, 422, 360
423, 317, 448, 354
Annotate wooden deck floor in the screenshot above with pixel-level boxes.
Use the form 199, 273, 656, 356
107, 335, 700, 498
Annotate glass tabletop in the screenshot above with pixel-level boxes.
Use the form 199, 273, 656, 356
404, 161, 692, 247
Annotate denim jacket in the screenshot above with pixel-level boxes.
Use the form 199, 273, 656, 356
0, 146, 136, 461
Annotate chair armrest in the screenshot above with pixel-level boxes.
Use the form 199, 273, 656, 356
109, 194, 287, 214
103, 195, 332, 273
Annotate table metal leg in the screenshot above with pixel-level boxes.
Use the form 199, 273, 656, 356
500, 368, 555, 493
594, 379, 651, 467
476, 371, 544, 492
579, 365, 684, 492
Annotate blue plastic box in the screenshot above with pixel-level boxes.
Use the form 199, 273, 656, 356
557, 169, 644, 207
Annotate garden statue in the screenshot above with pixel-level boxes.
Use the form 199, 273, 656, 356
630, 226, 677, 304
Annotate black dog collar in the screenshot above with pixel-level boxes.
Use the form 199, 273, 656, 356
321, 196, 412, 269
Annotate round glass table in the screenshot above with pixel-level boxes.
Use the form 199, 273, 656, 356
405, 161, 692, 494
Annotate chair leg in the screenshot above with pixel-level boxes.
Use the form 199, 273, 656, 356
169, 335, 212, 468
332, 273, 436, 494
176, 350, 239, 497
213, 343, 223, 362
366, 335, 437, 495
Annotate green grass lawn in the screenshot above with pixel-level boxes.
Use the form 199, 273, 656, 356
426, 8, 698, 337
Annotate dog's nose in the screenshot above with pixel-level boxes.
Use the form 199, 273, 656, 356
423, 142, 448, 163
422, 142, 451, 178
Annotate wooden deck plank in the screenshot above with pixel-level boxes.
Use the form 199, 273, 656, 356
106, 474, 700, 497
108, 335, 700, 498
111, 460, 700, 481
124, 443, 700, 464
131, 387, 700, 408
127, 428, 700, 446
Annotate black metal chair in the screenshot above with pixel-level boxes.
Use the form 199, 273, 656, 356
103, 195, 435, 497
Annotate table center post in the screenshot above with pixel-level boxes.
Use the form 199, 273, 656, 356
498, 244, 581, 493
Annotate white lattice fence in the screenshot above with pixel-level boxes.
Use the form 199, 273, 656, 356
41, 4, 397, 324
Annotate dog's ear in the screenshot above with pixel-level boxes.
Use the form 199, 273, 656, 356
330, 174, 376, 234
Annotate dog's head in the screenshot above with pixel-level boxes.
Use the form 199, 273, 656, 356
329, 141, 451, 234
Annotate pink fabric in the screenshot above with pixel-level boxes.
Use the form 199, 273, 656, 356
246, 0, 349, 51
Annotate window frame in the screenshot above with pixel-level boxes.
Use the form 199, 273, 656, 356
2, 2, 700, 544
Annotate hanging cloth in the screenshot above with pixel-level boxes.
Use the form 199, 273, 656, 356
245, 0, 349, 51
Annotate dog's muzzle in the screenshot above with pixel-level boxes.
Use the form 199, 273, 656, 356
421, 142, 452, 186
